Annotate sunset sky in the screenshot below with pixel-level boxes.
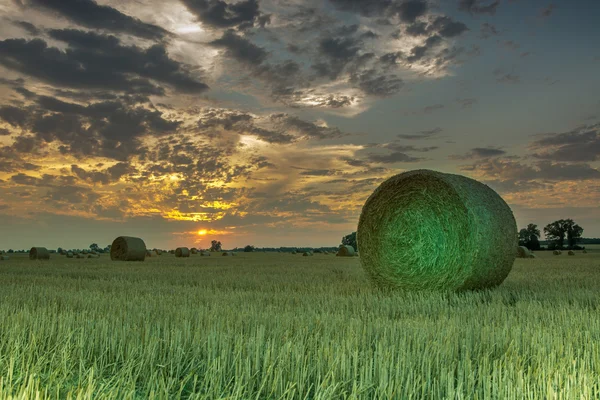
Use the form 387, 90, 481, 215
0, 0, 599, 250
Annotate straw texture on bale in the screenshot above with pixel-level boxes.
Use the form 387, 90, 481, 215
357, 169, 517, 292
337, 245, 355, 257
568, 250, 575, 256
516, 246, 532, 258
29, 247, 50, 260
110, 236, 146, 261
175, 247, 190, 257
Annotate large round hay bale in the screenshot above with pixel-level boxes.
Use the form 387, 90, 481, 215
29, 247, 50, 260
0, 255, 9, 260
337, 245, 355, 257
568, 250, 575, 256
357, 169, 517, 292
516, 246, 532, 258
110, 236, 146, 261
66, 252, 74, 258
190, 247, 198, 254
175, 247, 190, 257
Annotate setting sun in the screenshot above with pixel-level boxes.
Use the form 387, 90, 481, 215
197, 229, 208, 236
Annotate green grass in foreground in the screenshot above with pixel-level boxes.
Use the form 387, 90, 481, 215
0, 251, 599, 399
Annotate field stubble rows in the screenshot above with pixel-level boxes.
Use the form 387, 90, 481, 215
0, 251, 599, 399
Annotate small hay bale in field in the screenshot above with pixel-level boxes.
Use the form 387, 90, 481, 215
0, 255, 9, 260
175, 247, 190, 257
29, 247, 50, 260
190, 248, 198, 254
222, 252, 236, 256
582, 249, 588, 254
76, 253, 85, 259
154, 249, 161, 256
357, 169, 517, 292
568, 250, 575, 256
291, 250, 297, 254
516, 246, 532, 258
553, 250, 561, 255
110, 236, 146, 261
146, 250, 152, 257
66, 252, 74, 258
324, 251, 329, 255
337, 245, 355, 257
200, 251, 211, 256
302, 252, 310, 256
87, 254, 99, 258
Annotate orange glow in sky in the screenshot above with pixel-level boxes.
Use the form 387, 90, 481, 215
197, 229, 208, 236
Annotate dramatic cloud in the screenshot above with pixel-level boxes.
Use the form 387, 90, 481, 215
449, 147, 507, 160
530, 123, 600, 162
459, 0, 500, 15
27, 0, 170, 40
0, 31, 209, 95
180, 0, 264, 29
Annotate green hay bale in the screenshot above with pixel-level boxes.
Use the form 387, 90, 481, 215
110, 236, 146, 261
175, 247, 190, 258
357, 169, 517, 292
568, 250, 575, 256
29, 247, 50, 260
337, 245, 355, 257
553, 250, 561, 255
190, 248, 198, 254
516, 246, 531, 258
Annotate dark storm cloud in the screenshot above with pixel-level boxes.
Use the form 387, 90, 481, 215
180, 0, 262, 29
529, 123, 600, 162
406, 34, 443, 62
271, 114, 347, 140
405, 21, 428, 36
11, 20, 41, 35
0, 128, 11, 136
458, 0, 500, 15
460, 159, 600, 181
210, 30, 268, 65
5, 96, 181, 161
70, 162, 137, 184
0, 31, 208, 96
327, 0, 428, 23
349, 69, 403, 96
397, 127, 442, 140
429, 16, 469, 38
449, 147, 506, 160
0, 105, 28, 127
27, 0, 170, 40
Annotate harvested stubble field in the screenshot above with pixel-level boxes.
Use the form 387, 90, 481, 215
0, 250, 599, 399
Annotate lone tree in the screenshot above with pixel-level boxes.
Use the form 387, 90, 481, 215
89, 243, 100, 252
210, 240, 222, 252
518, 223, 541, 250
544, 219, 583, 249
342, 232, 357, 252
244, 245, 255, 252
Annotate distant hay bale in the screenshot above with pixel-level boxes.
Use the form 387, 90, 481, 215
82, 249, 89, 254
357, 169, 517, 292
291, 251, 297, 254
175, 247, 190, 257
29, 247, 50, 260
553, 250, 561, 255
324, 251, 329, 255
0, 255, 9, 260
76, 254, 85, 259
582, 249, 588, 254
337, 245, 355, 257
568, 250, 575, 256
145, 250, 152, 257
302, 252, 310, 256
516, 246, 532, 258
66, 252, 74, 258
154, 250, 161, 256
190, 248, 198, 254
200, 251, 211, 256
110, 236, 146, 261
222, 252, 235, 256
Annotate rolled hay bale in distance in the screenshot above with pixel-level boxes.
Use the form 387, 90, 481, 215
200, 251, 211, 256
76, 253, 85, 259
190, 248, 198, 254
29, 247, 50, 260
175, 247, 190, 258
553, 250, 561, 255
337, 245, 355, 257
302, 252, 311, 256
66, 252, 74, 258
516, 246, 532, 258
145, 250, 153, 257
0, 255, 9, 261
154, 249, 162, 256
357, 169, 517, 292
291, 250, 297, 254
568, 250, 575, 256
110, 236, 146, 261
222, 252, 236, 256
